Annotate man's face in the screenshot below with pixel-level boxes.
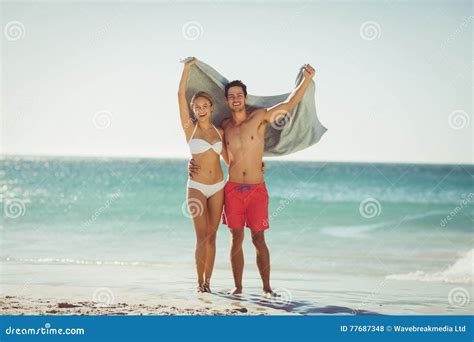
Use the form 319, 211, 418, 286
226, 86, 246, 112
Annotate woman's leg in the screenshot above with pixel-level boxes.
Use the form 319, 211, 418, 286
203, 188, 224, 291
187, 188, 209, 291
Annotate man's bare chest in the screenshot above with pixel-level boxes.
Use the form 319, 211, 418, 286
225, 121, 263, 149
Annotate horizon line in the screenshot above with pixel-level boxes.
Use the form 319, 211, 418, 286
1, 153, 473, 167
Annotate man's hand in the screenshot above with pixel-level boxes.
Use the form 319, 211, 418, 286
263, 63, 316, 124
302, 63, 315, 79
188, 158, 200, 178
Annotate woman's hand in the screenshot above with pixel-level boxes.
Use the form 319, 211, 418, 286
184, 57, 197, 69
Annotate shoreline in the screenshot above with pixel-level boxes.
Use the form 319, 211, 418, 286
1, 262, 472, 316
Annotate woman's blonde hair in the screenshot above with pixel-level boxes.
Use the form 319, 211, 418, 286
190, 91, 214, 107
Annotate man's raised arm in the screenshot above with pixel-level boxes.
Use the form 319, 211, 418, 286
263, 63, 316, 124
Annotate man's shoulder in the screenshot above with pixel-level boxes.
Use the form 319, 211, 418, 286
248, 108, 267, 122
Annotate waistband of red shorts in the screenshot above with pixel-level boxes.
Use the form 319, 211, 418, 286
225, 181, 266, 190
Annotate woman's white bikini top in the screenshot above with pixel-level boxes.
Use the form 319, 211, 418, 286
188, 124, 223, 155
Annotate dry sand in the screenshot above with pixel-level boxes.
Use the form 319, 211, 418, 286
0, 295, 265, 316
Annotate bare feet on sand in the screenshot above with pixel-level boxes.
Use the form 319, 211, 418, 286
227, 287, 242, 295
196, 285, 206, 293
203, 281, 211, 293
263, 289, 281, 299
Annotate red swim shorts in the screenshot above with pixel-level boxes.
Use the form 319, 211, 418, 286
222, 181, 269, 232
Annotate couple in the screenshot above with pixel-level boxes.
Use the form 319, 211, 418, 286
178, 58, 315, 296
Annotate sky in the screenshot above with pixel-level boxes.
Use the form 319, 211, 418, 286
1, 0, 472, 164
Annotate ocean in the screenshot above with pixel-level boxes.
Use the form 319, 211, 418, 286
1, 157, 473, 315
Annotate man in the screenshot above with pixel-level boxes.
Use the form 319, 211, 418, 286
190, 64, 316, 296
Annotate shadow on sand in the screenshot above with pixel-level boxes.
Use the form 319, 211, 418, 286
211, 292, 383, 315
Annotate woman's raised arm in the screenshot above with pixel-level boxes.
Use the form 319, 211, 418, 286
178, 58, 197, 141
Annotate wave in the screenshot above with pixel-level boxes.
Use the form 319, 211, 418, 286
0, 256, 170, 267
320, 221, 390, 238
386, 249, 474, 284
320, 210, 448, 238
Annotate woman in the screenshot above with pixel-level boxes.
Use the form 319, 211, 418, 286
178, 58, 228, 293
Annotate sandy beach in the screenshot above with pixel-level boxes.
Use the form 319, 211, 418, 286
1, 262, 472, 316
0, 295, 262, 316
0, 279, 293, 316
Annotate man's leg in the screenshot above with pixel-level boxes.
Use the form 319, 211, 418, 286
251, 230, 274, 294
228, 228, 245, 294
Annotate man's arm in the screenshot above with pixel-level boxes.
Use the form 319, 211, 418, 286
219, 128, 230, 166
188, 158, 200, 178
263, 64, 316, 124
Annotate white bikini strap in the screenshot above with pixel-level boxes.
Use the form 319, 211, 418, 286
189, 123, 198, 140
212, 124, 223, 141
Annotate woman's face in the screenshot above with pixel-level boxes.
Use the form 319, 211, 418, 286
192, 97, 213, 122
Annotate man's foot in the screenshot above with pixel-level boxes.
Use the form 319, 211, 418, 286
227, 287, 242, 295
263, 289, 281, 299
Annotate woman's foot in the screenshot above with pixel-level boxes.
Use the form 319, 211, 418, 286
196, 284, 206, 293
227, 287, 242, 295
203, 280, 211, 293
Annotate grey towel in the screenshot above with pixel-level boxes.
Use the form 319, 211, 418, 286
182, 58, 327, 156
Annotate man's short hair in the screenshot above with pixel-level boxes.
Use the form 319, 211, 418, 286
225, 80, 247, 98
